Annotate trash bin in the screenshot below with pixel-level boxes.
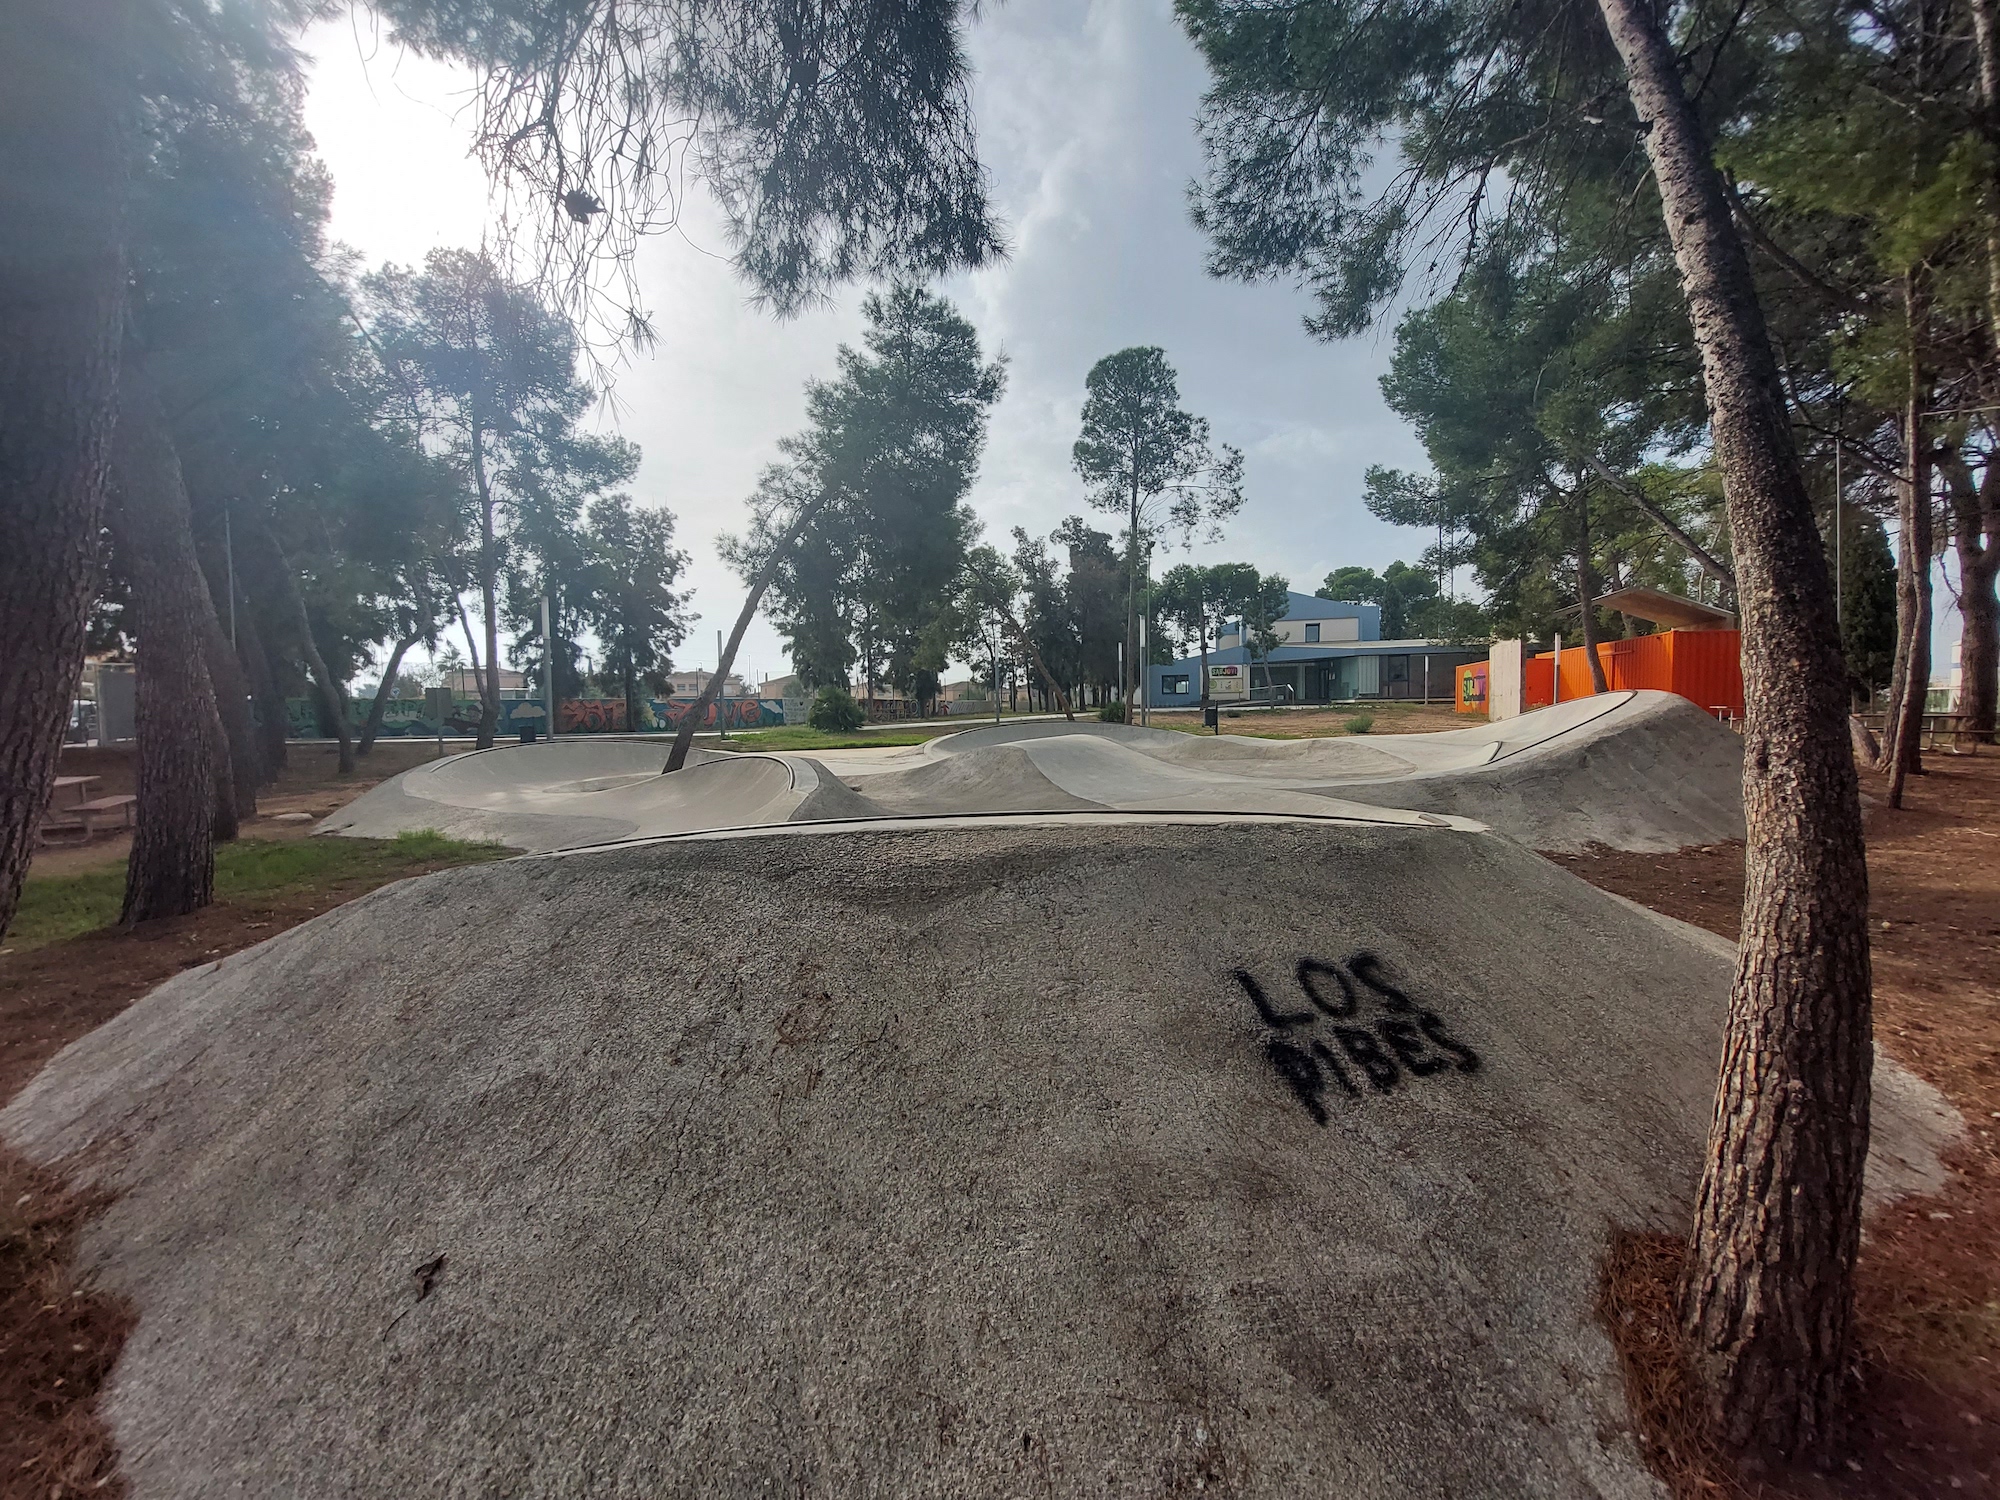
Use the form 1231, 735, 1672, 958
1202, 703, 1220, 733
519, 723, 539, 744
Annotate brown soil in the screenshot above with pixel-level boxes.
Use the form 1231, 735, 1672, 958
1560, 751, 2000, 1498
2, 740, 474, 1500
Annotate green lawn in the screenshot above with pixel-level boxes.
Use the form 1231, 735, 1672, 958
8, 829, 508, 952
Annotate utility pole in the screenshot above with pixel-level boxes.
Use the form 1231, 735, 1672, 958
717, 628, 728, 740
541, 594, 555, 741
224, 503, 237, 647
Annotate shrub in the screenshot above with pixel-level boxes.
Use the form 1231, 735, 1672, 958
1097, 701, 1127, 723
808, 684, 867, 733
1344, 713, 1374, 735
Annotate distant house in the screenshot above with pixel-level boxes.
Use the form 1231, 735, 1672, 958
1148, 591, 1484, 707
665, 668, 749, 698
444, 667, 529, 699
759, 674, 804, 700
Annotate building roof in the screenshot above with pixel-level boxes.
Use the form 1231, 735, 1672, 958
1576, 586, 1736, 630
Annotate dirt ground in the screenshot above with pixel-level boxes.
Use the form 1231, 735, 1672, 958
30, 740, 462, 881
1555, 751, 2000, 1498
3, 734, 1996, 1499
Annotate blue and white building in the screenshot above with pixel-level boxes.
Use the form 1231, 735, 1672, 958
1146, 591, 1485, 708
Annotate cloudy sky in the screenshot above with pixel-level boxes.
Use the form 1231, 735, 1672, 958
300, 0, 1964, 684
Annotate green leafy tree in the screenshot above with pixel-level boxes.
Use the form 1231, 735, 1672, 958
366, 249, 631, 748
1830, 503, 1899, 704
1072, 346, 1246, 708
1180, 0, 1875, 1450
577, 496, 693, 733
808, 684, 866, 733
695, 286, 1003, 770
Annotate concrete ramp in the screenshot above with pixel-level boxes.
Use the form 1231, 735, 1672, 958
322, 694, 1743, 853
1, 821, 1956, 1499
321, 740, 862, 852
910, 692, 1743, 851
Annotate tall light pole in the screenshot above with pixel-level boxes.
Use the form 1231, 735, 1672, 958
540, 594, 555, 741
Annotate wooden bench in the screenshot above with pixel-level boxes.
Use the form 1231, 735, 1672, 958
74, 794, 137, 833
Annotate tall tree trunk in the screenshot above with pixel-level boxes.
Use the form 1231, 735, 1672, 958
1576, 483, 1611, 694
469, 421, 501, 750
1940, 449, 1999, 738
666, 490, 838, 772
1884, 290, 1933, 808
1598, 0, 1874, 1460
109, 354, 217, 923
196, 540, 261, 821
266, 529, 355, 774
1968, 0, 2000, 346
0, 0, 130, 940
358, 632, 421, 756
236, 597, 289, 776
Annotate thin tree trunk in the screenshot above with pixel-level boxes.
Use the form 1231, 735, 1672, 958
1940, 451, 1998, 738
1001, 608, 1074, 720
235, 596, 289, 774
1576, 484, 1610, 694
197, 542, 261, 819
266, 529, 355, 774
665, 489, 839, 772
358, 633, 421, 756
0, 0, 130, 940
469, 421, 501, 750
1968, 0, 2000, 345
109, 353, 217, 923
1598, 0, 1874, 1460
1885, 287, 1933, 808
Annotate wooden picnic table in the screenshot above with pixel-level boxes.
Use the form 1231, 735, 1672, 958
50, 774, 102, 804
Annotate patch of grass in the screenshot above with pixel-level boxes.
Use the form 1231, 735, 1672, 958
716, 726, 953, 752
1344, 714, 1375, 735
6, 830, 506, 952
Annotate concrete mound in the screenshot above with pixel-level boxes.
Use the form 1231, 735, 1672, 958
860, 743, 1121, 815
3, 822, 1953, 1499
321, 692, 1742, 853
322, 740, 864, 851
916, 692, 1743, 851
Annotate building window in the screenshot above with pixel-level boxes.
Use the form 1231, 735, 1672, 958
1162, 674, 1191, 696
1304, 623, 1320, 643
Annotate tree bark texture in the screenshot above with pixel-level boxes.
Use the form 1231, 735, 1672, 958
1597, 0, 1874, 1460
0, 0, 131, 940
1884, 313, 1934, 807
666, 491, 839, 773
1939, 450, 1997, 739
265, 529, 355, 774
358, 633, 422, 756
109, 355, 217, 923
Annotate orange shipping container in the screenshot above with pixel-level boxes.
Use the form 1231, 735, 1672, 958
1513, 629, 1743, 718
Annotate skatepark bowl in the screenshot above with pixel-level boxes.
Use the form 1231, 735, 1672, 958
2, 691, 1962, 1497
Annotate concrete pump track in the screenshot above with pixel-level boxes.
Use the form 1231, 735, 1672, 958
2, 691, 1963, 1498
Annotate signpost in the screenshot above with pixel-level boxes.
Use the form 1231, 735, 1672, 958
424, 685, 453, 756
1207, 663, 1248, 702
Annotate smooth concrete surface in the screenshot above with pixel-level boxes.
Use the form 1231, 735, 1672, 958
2, 822, 1957, 1500
318, 692, 1744, 854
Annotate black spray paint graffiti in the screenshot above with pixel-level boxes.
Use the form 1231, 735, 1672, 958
1235, 955, 1480, 1123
